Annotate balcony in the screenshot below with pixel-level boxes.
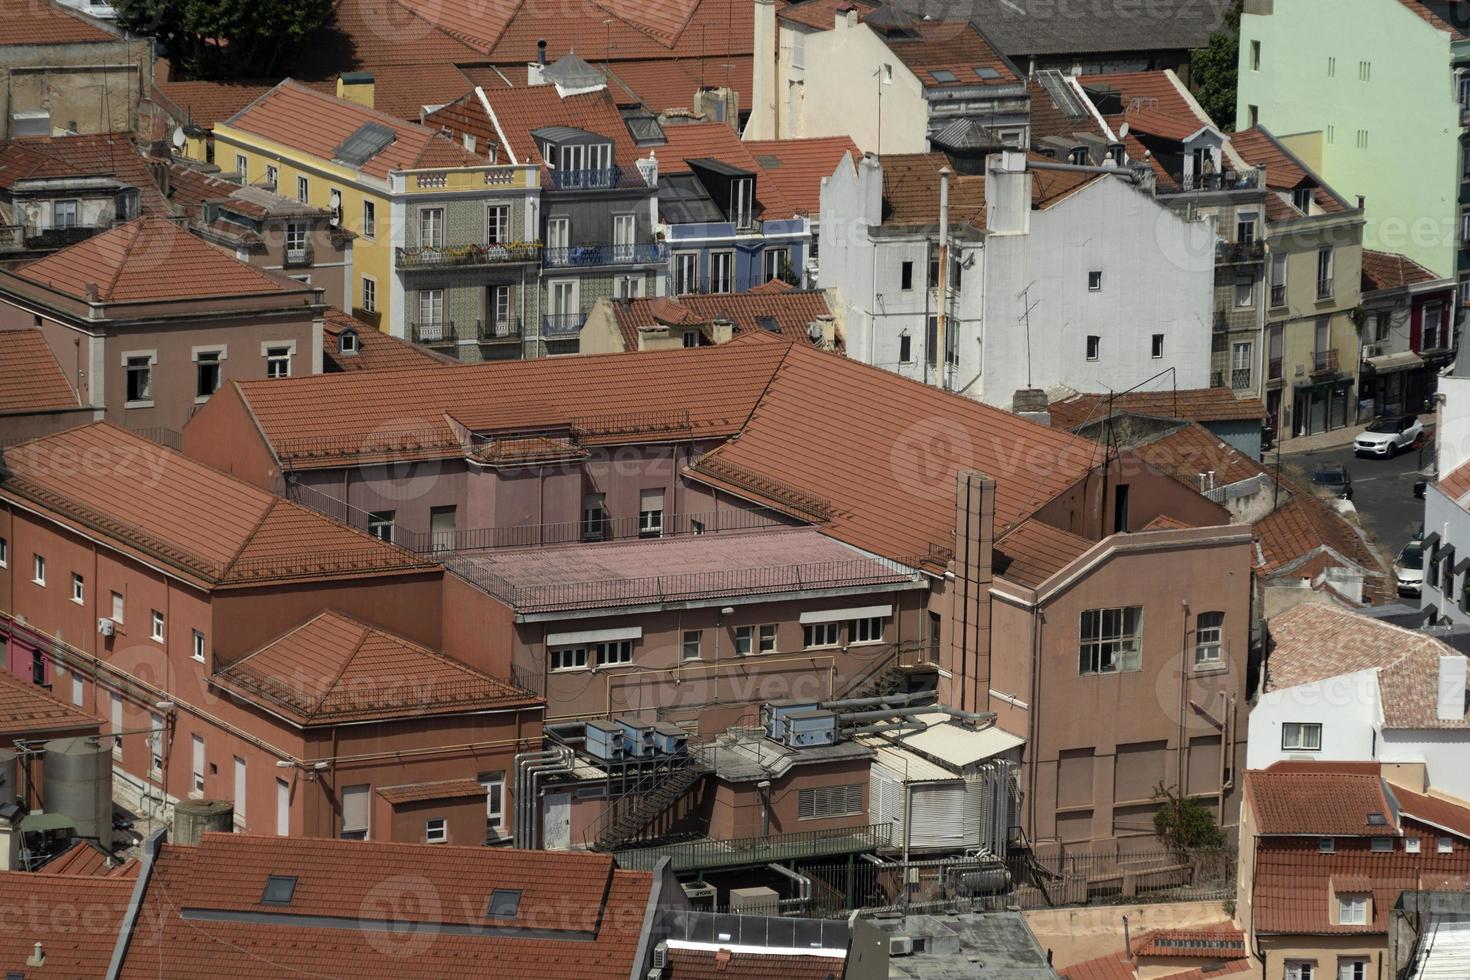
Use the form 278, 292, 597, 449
283, 242, 313, 267
1231, 367, 1253, 390
1310, 348, 1341, 376
396, 242, 541, 270
479, 317, 521, 342
543, 242, 667, 268
1179, 168, 1264, 192
1215, 239, 1265, 264
542, 312, 587, 337
547, 166, 628, 190
1316, 276, 1334, 300
409, 320, 460, 345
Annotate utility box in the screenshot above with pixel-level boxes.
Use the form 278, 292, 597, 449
680, 881, 717, 910
651, 723, 688, 755
729, 886, 780, 915
615, 716, 656, 758
766, 699, 820, 742
783, 709, 838, 747
585, 720, 625, 762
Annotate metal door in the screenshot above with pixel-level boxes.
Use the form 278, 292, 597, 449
542, 792, 571, 850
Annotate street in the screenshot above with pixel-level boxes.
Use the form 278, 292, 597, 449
1278, 439, 1431, 559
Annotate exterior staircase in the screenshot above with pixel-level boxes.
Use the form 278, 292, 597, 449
592, 755, 708, 852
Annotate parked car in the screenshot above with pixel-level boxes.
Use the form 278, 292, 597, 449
1311, 462, 1353, 500
1395, 539, 1425, 596
1354, 415, 1424, 457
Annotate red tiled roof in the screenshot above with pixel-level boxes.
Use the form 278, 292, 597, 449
1396, 786, 1470, 840
1062, 952, 1250, 980
1132, 924, 1245, 959
882, 20, 1020, 88
1, 0, 117, 45
1361, 248, 1445, 292
1252, 486, 1392, 604
214, 611, 536, 724
1077, 70, 1208, 128
488, 0, 755, 64
11, 218, 307, 304
377, 777, 488, 805
744, 135, 862, 215
0, 873, 132, 976
665, 945, 848, 978
119, 833, 656, 979
433, 86, 642, 172
1441, 459, 1470, 503
323, 309, 454, 373
1245, 767, 1399, 837
1, 423, 438, 587
162, 162, 243, 217
878, 151, 1097, 228
1026, 77, 1110, 145
362, 63, 480, 120
1142, 513, 1191, 530
1397, 0, 1469, 39
0, 133, 173, 217
0, 667, 101, 737
1049, 388, 1268, 428
37, 839, 138, 878
657, 122, 800, 214
1229, 127, 1345, 216
994, 518, 1095, 589
0, 329, 80, 413
223, 80, 479, 179
606, 58, 753, 113
610, 285, 834, 349
1127, 423, 1265, 491
154, 80, 289, 130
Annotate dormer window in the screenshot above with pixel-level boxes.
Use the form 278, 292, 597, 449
1069, 147, 1088, 166
1293, 187, 1314, 213
732, 176, 754, 230
338, 328, 359, 355
534, 127, 616, 188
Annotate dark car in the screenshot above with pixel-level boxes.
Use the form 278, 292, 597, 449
1311, 462, 1353, 500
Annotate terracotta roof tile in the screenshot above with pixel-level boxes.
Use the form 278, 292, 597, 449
0, 667, 101, 737
744, 135, 861, 215
1265, 602, 1469, 728
881, 20, 1020, 88
377, 778, 488, 805
0, 873, 132, 976
162, 162, 243, 217
657, 122, 800, 214
1125, 423, 1266, 491
1361, 248, 1444, 292
1245, 767, 1399, 837
1, 0, 117, 45
37, 839, 139, 878
878, 151, 1097, 228
0, 133, 173, 218
1143, 513, 1191, 530
1132, 924, 1245, 959
1062, 951, 1250, 980
1026, 76, 1111, 145
0, 329, 80, 413
119, 833, 655, 979
1440, 459, 1470, 504
323, 309, 453, 373
994, 518, 1094, 589
430, 86, 643, 173
1077, 70, 1210, 129
665, 945, 848, 978
1397, 0, 1469, 39
488, 0, 754, 63
2, 423, 437, 587
216, 611, 535, 724
1049, 388, 1268, 429
1229, 127, 1346, 216
610, 287, 834, 349
1395, 785, 1470, 840
153, 80, 292, 130
606, 58, 753, 112
223, 80, 479, 180
12, 218, 306, 304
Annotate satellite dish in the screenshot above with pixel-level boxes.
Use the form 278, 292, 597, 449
171, 126, 186, 149
1117, 121, 1129, 139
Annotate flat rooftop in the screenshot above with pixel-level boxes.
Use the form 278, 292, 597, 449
450, 528, 923, 614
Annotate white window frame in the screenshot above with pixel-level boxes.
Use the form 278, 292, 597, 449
192, 629, 206, 663
52, 198, 80, 229
1195, 611, 1224, 666
734, 625, 754, 656
1235, 276, 1255, 308
709, 250, 735, 292
1285, 962, 1316, 980
1405, 837, 1421, 853
673, 252, 699, 294
803, 622, 839, 649
419, 207, 444, 248
192, 344, 226, 402
262, 341, 295, 379
1086, 335, 1101, 361
71, 672, 84, 706
1079, 606, 1142, 674
1337, 959, 1368, 980
148, 711, 163, 775
762, 247, 791, 283
1151, 333, 1165, 359
0, 537, 7, 567
265, 164, 278, 187
759, 624, 778, 654
296, 175, 309, 204
362, 275, 377, 314
425, 818, 448, 843
550, 646, 588, 672
150, 609, 165, 642
235, 154, 248, 178
1337, 894, 1368, 926
1283, 721, 1323, 751
547, 216, 570, 251
33, 553, 45, 586
110, 690, 123, 758
340, 784, 370, 840
367, 510, 395, 543
122, 350, 156, 407
593, 640, 633, 667
191, 733, 205, 796
362, 200, 376, 239
71, 572, 84, 604
681, 630, 702, 661
110, 591, 124, 623
850, 616, 884, 645
487, 204, 510, 245
481, 770, 506, 833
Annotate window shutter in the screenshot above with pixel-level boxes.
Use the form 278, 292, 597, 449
342, 785, 370, 835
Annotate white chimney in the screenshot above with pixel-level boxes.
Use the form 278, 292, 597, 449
636, 151, 659, 188
1438, 655, 1467, 721
985, 150, 1030, 235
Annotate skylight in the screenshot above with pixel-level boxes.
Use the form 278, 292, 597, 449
756, 316, 780, 333
1367, 812, 1387, 826
975, 66, 1002, 80
261, 875, 298, 905
486, 888, 522, 919
929, 69, 957, 83
334, 123, 396, 167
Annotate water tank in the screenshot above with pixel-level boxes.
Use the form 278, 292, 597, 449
42, 737, 112, 849
0, 749, 17, 809
173, 799, 235, 845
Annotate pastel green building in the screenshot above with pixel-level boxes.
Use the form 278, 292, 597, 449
1237, 0, 1470, 285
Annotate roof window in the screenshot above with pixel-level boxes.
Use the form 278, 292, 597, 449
486, 888, 522, 918
929, 69, 957, 83
1367, 812, 1387, 826
338, 327, 359, 354
261, 875, 298, 905
975, 66, 1002, 80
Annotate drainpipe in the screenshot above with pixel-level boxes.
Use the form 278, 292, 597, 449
513, 748, 561, 848
937, 167, 951, 392
767, 862, 811, 910
758, 779, 771, 837
527, 746, 575, 849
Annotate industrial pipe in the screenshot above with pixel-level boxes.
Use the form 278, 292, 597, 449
837, 705, 997, 726
526, 747, 575, 849
1026, 159, 1137, 178
768, 862, 812, 907
819, 691, 935, 711
513, 749, 562, 848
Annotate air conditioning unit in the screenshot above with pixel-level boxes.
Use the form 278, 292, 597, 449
889, 935, 915, 956
652, 942, 668, 969
680, 881, 716, 910
1362, 343, 1381, 359
97, 618, 116, 637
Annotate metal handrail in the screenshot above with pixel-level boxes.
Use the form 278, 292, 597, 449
543, 242, 667, 267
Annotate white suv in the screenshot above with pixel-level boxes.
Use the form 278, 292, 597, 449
1354, 415, 1423, 458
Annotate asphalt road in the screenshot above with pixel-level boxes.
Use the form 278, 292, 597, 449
1279, 439, 1431, 560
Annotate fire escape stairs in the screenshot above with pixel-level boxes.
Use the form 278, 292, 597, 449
593, 757, 708, 852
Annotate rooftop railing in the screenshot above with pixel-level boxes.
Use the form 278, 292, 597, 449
547, 166, 642, 191
1178, 168, 1263, 192
615, 823, 893, 872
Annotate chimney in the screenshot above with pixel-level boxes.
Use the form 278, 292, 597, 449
1438, 655, 1467, 722
859, 152, 883, 226
84, 282, 100, 303
1011, 388, 1050, 425
26, 943, 44, 967
709, 317, 735, 344
749, 0, 779, 140
635, 150, 659, 188
714, 948, 733, 972
985, 150, 1030, 234
537, 38, 548, 64
835, 3, 858, 27
336, 72, 375, 109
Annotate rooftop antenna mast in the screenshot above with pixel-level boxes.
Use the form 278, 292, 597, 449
1017, 281, 1040, 388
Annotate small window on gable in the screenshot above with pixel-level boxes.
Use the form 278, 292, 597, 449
261, 875, 297, 905
1439, 836, 1454, 853
338, 328, 359, 354
486, 888, 523, 918
1405, 837, 1421, 853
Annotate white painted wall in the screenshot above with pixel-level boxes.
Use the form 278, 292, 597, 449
1245, 668, 1381, 770
1381, 728, 1470, 803
1437, 375, 1470, 479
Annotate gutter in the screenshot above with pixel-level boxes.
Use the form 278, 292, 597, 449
105, 827, 165, 980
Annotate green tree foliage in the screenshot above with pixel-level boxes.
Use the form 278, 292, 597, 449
1153, 782, 1226, 854
116, 0, 333, 80
1191, 0, 1243, 131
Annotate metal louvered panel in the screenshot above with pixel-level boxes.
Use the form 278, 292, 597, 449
909, 783, 967, 849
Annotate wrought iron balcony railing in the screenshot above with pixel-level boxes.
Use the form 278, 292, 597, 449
542, 312, 587, 337
548, 166, 628, 190
543, 242, 667, 268
1215, 239, 1265, 264
1270, 283, 1287, 308
1310, 348, 1340, 376
284, 243, 313, 267
397, 242, 541, 269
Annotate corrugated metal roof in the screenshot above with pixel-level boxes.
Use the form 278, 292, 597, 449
895, 715, 1025, 767
1410, 918, 1470, 980
858, 737, 955, 783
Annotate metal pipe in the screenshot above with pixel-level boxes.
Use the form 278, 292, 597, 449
1027, 160, 1137, 178
513, 749, 561, 848
527, 747, 575, 849
846, 721, 929, 737
767, 862, 811, 907
838, 705, 997, 726
937, 167, 950, 392
819, 691, 933, 711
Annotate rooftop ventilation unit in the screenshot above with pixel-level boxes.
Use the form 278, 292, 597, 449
766, 699, 820, 742
584, 719, 625, 761
781, 709, 837, 748
616, 716, 657, 757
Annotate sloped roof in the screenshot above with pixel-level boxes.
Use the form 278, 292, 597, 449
1441, 459, 1470, 506
878, 151, 1097, 229
1252, 487, 1390, 599
741, 135, 860, 216
1362, 248, 1446, 292
37, 838, 138, 878
0, 666, 100, 737
1027, 73, 1111, 145
1246, 766, 1399, 837
10, 218, 308, 304
377, 778, 487, 805
1, 0, 117, 45
664, 946, 849, 979
993, 518, 1094, 589
0, 133, 173, 217
153, 80, 291, 130
606, 58, 753, 113
215, 611, 535, 725
880, 20, 1020, 88
1049, 388, 1267, 429
1229, 126, 1348, 217
0, 423, 438, 587
162, 162, 243, 217
1397, 0, 1469, 39
1125, 423, 1266, 491
323, 309, 453, 373
223, 80, 479, 179
942, 0, 1227, 57
117, 833, 656, 980
1062, 952, 1250, 980
1265, 602, 1469, 729
0, 873, 132, 977
0, 329, 80, 413
610, 284, 835, 349
1133, 924, 1245, 960
433, 86, 642, 171
657, 123, 799, 215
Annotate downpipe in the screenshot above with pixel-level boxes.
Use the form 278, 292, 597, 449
526, 746, 576, 849
513, 749, 561, 849
768, 862, 812, 909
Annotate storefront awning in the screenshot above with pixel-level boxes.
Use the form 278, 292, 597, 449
1365, 351, 1424, 373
